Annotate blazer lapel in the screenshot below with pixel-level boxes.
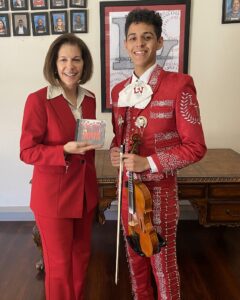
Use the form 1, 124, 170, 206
49, 96, 76, 140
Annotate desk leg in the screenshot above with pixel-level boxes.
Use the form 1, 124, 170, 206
32, 224, 44, 272
190, 199, 208, 226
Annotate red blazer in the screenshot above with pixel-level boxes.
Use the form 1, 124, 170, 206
20, 87, 98, 218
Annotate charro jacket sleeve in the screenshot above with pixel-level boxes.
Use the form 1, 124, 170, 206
150, 75, 207, 175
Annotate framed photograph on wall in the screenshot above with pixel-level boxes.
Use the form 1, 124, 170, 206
10, 0, 28, 11
70, 10, 87, 33
70, 0, 87, 8
30, 0, 48, 10
50, 0, 67, 9
100, 0, 191, 112
0, 13, 10, 36
12, 12, 30, 36
50, 10, 68, 34
222, 0, 240, 23
31, 12, 49, 35
0, 0, 9, 11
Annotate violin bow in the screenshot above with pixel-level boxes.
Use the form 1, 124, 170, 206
115, 144, 124, 285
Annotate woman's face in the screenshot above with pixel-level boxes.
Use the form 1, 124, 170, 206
56, 43, 84, 91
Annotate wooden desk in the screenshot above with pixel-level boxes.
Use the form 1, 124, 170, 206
96, 149, 240, 226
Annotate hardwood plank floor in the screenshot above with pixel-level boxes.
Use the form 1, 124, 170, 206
0, 220, 239, 300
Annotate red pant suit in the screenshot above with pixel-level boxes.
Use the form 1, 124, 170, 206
20, 86, 99, 300
111, 65, 207, 300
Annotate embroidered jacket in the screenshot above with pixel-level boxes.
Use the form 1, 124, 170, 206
111, 65, 207, 181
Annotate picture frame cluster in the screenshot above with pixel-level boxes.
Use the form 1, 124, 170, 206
0, 0, 88, 37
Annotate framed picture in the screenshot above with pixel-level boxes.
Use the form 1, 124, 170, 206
10, 0, 28, 11
30, 0, 48, 10
100, 0, 191, 112
0, 0, 9, 11
222, 0, 240, 23
50, 10, 68, 34
31, 12, 49, 35
50, 0, 67, 9
70, 0, 87, 8
0, 13, 10, 36
12, 12, 30, 36
70, 10, 87, 33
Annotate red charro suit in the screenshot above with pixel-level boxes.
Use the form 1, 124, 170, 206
111, 65, 207, 300
20, 87, 98, 300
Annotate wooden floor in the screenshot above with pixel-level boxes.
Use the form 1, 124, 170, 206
0, 220, 240, 300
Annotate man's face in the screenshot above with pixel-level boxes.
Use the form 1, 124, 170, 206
19, 20, 23, 26
233, 0, 240, 13
124, 22, 163, 77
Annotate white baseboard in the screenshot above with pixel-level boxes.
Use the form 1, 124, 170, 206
0, 206, 34, 221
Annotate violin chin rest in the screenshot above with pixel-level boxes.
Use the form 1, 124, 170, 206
126, 232, 166, 257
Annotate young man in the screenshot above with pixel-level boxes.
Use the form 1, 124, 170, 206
110, 9, 206, 300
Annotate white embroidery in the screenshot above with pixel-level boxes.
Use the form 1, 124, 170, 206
151, 100, 174, 108
156, 152, 189, 174
180, 91, 201, 124
150, 112, 173, 119
154, 131, 179, 143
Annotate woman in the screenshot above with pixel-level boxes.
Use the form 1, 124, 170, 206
20, 33, 100, 300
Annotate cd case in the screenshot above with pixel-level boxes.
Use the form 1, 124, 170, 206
75, 119, 106, 145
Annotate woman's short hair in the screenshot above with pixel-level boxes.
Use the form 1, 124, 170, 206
43, 33, 93, 86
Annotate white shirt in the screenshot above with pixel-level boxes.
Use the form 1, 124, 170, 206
131, 64, 158, 173
47, 85, 94, 120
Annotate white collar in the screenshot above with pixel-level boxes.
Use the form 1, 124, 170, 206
47, 85, 94, 108
131, 63, 157, 84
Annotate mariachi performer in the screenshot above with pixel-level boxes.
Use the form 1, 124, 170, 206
110, 9, 207, 300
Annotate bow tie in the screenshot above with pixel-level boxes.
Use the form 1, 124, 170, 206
118, 80, 153, 109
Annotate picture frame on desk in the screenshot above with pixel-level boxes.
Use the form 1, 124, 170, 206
222, 0, 240, 23
0, 0, 9, 11
0, 13, 10, 36
99, 0, 191, 112
12, 12, 30, 36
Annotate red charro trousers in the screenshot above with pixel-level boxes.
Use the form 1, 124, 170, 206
35, 208, 95, 300
121, 178, 181, 300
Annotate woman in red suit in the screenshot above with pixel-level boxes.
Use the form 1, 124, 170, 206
20, 33, 100, 300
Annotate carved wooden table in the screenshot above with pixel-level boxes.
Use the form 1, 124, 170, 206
97, 148, 240, 226
33, 148, 240, 271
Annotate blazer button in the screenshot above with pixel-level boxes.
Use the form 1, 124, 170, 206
80, 160, 85, 164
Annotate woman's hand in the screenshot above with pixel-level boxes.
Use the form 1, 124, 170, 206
64, 141, 102, 155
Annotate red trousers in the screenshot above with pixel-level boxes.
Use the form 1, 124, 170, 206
35, 209, 95, 300
121, 180, 181, 300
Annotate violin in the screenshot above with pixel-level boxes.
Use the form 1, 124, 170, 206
126, 134, 166, 257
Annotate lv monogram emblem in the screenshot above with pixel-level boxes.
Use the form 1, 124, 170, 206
134, 86, 144, 94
